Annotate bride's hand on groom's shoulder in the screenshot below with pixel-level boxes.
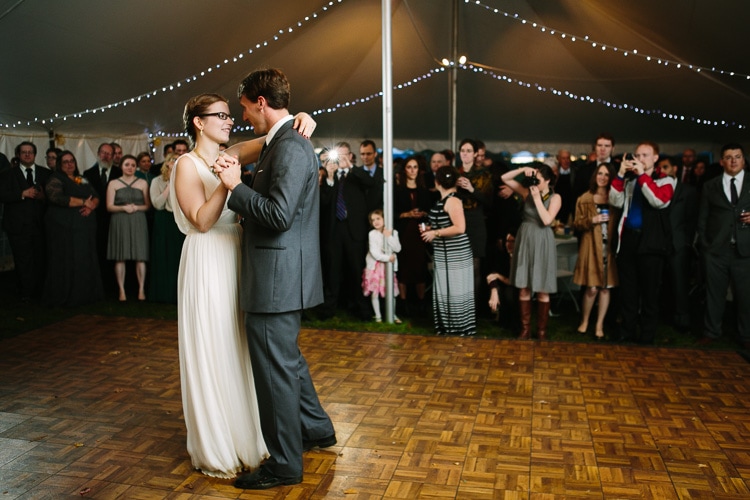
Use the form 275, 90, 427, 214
293, 112, 316, 139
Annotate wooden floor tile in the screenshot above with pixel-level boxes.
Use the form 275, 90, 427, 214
2, 315, 750, 498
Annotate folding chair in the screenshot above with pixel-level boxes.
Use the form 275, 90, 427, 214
555, 238, 580, 312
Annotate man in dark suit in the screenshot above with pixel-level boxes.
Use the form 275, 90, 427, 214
0, 141, 51, 300
83, 142, 121, 199
319, 142, 378, 319
217, 68, 335, 490
658, 156, 698, 332
573, 132, 616, 203
554, 149, 575, 225
696, 143, 750, 349
0, 151, 10, 173
679, 148, 697, 184
84, 142, 122, 292
359, 139, 384, 211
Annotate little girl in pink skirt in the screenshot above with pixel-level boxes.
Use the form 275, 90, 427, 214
362, 209, 402, 323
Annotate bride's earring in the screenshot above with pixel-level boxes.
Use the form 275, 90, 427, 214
199, 128, 204, 137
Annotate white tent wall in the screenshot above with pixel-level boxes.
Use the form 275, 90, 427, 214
306, 138, 720, 163
1, 131, 719, 167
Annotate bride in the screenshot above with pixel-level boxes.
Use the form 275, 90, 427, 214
170, 92, 315, 478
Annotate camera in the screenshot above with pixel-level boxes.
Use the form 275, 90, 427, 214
520, 174, 540, 188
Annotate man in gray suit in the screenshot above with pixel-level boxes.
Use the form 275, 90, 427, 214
696, 143, 750, 349
215, 68, 335, 489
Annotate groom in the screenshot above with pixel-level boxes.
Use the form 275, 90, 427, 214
216, 68, 336, 489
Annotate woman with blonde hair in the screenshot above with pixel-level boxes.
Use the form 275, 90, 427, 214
147, 153, 184, 302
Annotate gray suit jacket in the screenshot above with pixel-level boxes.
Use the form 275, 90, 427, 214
228, 120, 324, 313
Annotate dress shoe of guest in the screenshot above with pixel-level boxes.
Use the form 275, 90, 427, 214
695, 336, 714, 347
614, 327, 634, 343
234, 467, 301, 490
303, 434, 337, 452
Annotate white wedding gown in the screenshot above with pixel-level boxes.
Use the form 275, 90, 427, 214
170, 153, 268, 478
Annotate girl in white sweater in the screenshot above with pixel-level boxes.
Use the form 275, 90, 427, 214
362, 209, 402, 323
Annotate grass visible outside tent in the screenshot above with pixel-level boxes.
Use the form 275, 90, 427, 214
2, 270, 746, 354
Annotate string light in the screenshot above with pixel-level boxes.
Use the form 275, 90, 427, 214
467, 0, 750, 81
458, 62, 746, 129
4, 0, 744, 135
0, 0, 346, 130
300, 62, 745, 130
156, 60, 746, 140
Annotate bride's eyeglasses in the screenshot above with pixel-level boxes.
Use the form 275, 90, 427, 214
199, 112, 234, 122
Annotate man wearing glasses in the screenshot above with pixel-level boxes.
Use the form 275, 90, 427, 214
0, 141, 51, 301
696, 143, 750, 349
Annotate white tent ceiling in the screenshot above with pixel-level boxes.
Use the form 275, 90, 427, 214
1, 0, 748, 162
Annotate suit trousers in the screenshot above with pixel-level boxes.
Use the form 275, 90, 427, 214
244, 310, 334, 478
323, 219, 369, 317
667, 246, 693, 329
617, 228, 665, 343
703, 246, 750, 342
7, 226, 45, 298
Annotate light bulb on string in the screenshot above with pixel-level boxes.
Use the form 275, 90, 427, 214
468, 0, 749, 80
7, 0, 347, 131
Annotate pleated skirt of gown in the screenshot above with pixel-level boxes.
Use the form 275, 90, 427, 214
177, 222, 268, 478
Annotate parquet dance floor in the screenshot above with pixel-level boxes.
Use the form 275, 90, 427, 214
1, 316, 750, 499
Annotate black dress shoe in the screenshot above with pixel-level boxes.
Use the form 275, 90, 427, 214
234, 467, 301, 489
695, 336, 714, 347
303, 434, 337, 452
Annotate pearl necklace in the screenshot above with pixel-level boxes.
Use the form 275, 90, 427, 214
192, 149, 218, 177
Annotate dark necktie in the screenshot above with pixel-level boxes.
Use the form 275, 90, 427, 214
731, 177, 738, 206
336, 170, 347, 220
25, 168, 34, 187
259, 142, 268, 162
101, 168, 108, 185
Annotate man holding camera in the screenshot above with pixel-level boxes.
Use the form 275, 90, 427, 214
609, 141, 675, 344
319, 142, 378, 319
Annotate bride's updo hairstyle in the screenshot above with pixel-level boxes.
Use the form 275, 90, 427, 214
183, 93, 229, 145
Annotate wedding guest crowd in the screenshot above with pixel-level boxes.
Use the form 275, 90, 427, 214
2, 132, 747, 350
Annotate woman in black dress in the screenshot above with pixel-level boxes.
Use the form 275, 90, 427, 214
42, 151, 103, 306
394, 155, 434, 314
455, 139, 493, 295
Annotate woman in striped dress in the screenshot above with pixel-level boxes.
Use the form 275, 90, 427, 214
422, 166, 476, 336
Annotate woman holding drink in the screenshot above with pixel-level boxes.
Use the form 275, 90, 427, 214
572, 163, 619, 340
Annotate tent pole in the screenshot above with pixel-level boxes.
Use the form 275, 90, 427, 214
450, 0, 458, 153
382, 0, 395, 323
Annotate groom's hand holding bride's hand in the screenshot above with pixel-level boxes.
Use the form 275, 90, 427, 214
214, 153, 242, 191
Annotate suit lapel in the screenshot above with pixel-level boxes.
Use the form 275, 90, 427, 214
740, 173, 750, 202
254, 121, 294, 186
710, 176, 730, 207
258, 141, 268, 164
